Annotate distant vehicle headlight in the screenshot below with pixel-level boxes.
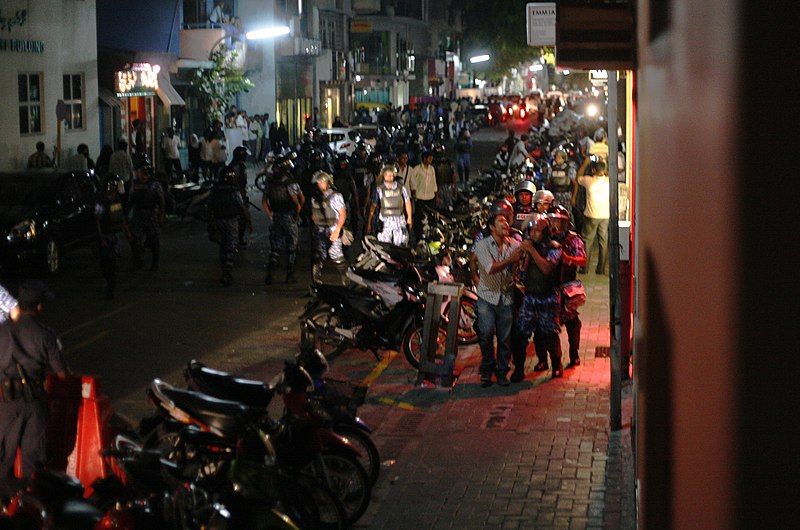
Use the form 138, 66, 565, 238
586, 103, 600, 118
7, 219, 37, 242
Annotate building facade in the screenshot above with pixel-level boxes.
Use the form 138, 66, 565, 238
0, 0, 99, 171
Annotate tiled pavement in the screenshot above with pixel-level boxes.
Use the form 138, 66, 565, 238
322, 271, 636, 529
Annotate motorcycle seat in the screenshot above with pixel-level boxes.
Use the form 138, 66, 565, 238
55, 500, 103, 527
185, 361, 273, 409
157, 383, 250, 438
352, 267, 403, 284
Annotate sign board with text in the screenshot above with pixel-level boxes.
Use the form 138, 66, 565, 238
526, 2, 556, 47
115, 63, 160, 97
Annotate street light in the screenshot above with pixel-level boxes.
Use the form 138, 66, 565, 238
245, 26, 291, 40
469, 54, 490, 64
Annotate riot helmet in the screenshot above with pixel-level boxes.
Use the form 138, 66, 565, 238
534, 189, 555, 212
514, 180, 537, 204
487, 198, 514, 227
312, 171, 334, 187
232, 145, 249, 162
547, 205, 571, 237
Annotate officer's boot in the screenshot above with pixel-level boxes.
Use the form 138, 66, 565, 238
334, 259, 349, 286
311, 263, 324, 285
565, 317, 582, 367
548, 334, 563, 378
532, 334, 549, 372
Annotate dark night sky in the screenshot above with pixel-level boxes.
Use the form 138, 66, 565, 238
96, 0, 182, 53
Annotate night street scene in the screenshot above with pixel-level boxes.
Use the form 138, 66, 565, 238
0, 0, 796, 528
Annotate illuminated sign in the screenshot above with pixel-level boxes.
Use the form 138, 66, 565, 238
590, 69, 609, 85
350, 20, 372, 33
115, 63, 160, 97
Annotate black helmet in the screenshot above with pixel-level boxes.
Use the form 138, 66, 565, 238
431, 143, 446, 159
354, 143, 368, 156
487, 199, 513, 226
534, 189, 555, 205
525, 213, 550, 235
335, 153, 350, 171
104, 174, 123, 193
367, 152, 383, 174
273, 156, 295, 176
232, 145, 249, 162
219, 167, 237, 184
309, 149, 324, 170
514, 180, 537, 200
547, 205, 571, 237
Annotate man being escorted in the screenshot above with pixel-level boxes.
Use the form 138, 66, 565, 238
0, 281, 67, 497
366, 165, 413, 246
472, 200, 523, 388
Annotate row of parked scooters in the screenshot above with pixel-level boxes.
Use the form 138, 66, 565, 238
2, 346, 378, 529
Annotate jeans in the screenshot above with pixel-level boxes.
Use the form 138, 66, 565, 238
476, 298, 513, 379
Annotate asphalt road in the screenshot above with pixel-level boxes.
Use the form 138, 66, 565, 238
4, 123, 519, 422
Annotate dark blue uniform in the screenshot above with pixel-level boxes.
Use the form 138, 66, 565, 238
210, 180, 246, 282
0, 285, 67, 495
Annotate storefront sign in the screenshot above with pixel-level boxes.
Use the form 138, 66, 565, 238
116, 63, 160, 97
0, 38, 43, 53
0, 9, 27, 32
526, 2, 556, 46
350, 20, 372, 33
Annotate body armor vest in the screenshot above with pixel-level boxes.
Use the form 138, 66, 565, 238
210, 184, 241, 219
351, 160, 370, 190
512, 204, 535, 231
267, 175, 294, 213
311, 191, 339, 227
129, 181, 157, 210
550, 164, 571, 192
100, 199, 125, 234
379, 183, 404, 217
524, 242, 557, 295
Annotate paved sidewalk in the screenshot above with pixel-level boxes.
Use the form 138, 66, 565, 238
336, 271, 636, 529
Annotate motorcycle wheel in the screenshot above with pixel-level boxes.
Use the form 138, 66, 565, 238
301, 306, 348, 361
255, 173, 268, 192
307, 450, 372, 526
401, 320, 447, 370
440, 297, 478, 345
278, 471, 346, 530
333, 424, 380, 486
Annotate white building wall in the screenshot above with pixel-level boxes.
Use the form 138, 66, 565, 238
0, 0, 99, 171
236, 0, 278, 121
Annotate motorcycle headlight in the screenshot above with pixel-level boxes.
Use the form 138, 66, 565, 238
7, 219, 37, 242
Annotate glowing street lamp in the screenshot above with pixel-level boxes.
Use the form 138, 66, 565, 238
469, 54, 490, 64
245, 26, 291, 40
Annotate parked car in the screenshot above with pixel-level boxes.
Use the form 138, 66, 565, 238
0, 169, 101, 275
352, 124, 380, 149
320, 127, 364, 156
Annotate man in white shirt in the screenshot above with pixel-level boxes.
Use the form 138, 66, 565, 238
163, 128, 182, 181
508, 134, 530, 172
576, 156, 610, 275
409, 150, 437, 241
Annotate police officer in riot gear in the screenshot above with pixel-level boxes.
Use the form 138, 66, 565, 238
310, 171, 348, 285
95, 174, 133, 300
517, 214, 564, 379
263, 156, 304, 284
210, 167, 252, 286
366, 165, 413, 246
350, 144, 373, 229
0, 281, 67, 497
228, 145, 251, 246
129, 157, 165, 271
547, 149, 578, 221
534, 189, 556, 214
512, 180, 537, 232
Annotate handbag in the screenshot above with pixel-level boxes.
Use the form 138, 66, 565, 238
561, 280, 586, 311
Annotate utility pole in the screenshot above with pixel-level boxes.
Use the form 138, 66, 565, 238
608, 71, 622, 431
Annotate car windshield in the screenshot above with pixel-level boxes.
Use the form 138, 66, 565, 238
0, 176, 57, 206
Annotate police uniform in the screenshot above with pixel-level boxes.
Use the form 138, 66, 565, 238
554, 230, 586, 366
95, 195, 128, 299
371, 181, 410, 246
210, 178, 246, 282
265, 172, 302, 282
128, 175, 164, 270
0, 282, 67, 494
228, 160, 251, 245
311, 188, 347, 284
549, 162, 576, 219
516, 240, 563, 377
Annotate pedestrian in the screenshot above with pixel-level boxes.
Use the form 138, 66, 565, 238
133, 120, 147, 156
394, 149, 412, 192
366, 165, 413, 246
249, 115, 263, 161
432, 143, 456, 211
227, 145, 251, 246
508, 134, 529, 172
576, 156, 610, 274
64, 144, 92, 171
517, 214, 564, 378
210, 123, 227, 179
0, 280, 67, 498
199, 130, 213, 182
263, 156, 304, 285
108, 140, 133, 192
26, 141, 53, 169
455, 129, 472, 186
472, 199, 523, 387
95, 174, 133, 300
95, 144, 113, 179
409, 149, 437, 241
209, 167, 251, 286
310, 171, 348, 285
128, 157, 165, 271
162, 128, 182, 182
548, 206, 587, 369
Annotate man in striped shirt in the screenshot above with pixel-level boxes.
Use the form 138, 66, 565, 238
472, 200, 523, 387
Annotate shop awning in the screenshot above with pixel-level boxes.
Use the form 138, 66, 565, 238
156, 73, 185, 106
98, 87, 123, 108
